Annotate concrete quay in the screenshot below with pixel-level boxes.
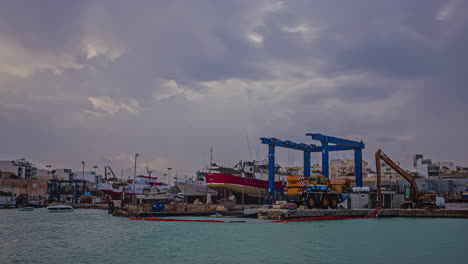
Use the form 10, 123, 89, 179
72, 203, 108, 209
113, 203, 262, 217
258, 208, 468, 220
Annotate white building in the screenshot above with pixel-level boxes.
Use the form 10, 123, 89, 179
0, 159, 38, 179
400, 154, 441, 178
71, 171, 102, 183
36, 168, 73, 181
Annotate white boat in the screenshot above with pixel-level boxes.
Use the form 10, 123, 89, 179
175, 171, 218, 197
47, 204, 74, 213
99, 175, 171, 199
0, 191, 16, 208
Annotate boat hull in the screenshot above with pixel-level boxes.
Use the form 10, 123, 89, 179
175, 181, 218, 196
205, 173, 284, 197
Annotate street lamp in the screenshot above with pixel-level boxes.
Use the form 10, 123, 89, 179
133, 154, 139, 199
81, 161, 86, 181
167, 168, 172, 185
46, 164, 51, 178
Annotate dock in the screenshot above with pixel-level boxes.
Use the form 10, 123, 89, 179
112, 203, 262, 217
258, 208, 468, 220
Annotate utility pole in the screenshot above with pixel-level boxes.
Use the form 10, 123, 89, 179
167, 168, 172, 185
46, 164, 51, 194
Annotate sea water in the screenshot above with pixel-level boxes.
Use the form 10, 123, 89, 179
1, 209, 467, 264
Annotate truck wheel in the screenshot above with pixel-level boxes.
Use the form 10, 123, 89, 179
321, 197, 330, 209
330, 199, 338, 209
306, 197, 317, 209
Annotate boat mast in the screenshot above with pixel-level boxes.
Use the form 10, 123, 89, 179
146, 167, 152, 177
210, 146, 213, 166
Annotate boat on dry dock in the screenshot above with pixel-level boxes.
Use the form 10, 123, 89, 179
99, 175, 171, 199
205, 160, 285, 203
174, 171, 218, 202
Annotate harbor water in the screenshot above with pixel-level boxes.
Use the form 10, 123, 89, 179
1, 209, 467, 264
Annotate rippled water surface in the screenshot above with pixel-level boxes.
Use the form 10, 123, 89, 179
1, 209, 467, 264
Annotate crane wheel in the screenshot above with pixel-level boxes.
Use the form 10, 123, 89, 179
330, 199, 338, 209
306, 197, 317, 209
321, 197, 330, 209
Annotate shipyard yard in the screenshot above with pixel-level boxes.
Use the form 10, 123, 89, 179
1, 208, 467, 264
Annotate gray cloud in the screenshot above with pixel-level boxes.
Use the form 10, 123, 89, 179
0, 0, 467, 177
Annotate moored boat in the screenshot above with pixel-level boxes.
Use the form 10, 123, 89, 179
47, 204, 74, 212
18, 206, 34, 211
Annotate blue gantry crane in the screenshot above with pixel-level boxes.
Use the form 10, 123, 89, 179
260, 133, 365, 199
306, 133, 365, 187
48, 179, 87, 202
259, 137, 316, 196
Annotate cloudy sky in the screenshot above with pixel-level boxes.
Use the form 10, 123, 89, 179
0, 0, 467, 178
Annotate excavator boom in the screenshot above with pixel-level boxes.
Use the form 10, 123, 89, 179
375, 149, 421, 202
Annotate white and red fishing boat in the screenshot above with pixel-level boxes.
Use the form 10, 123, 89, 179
205, 160, 285, 202
175, 171, 218, 197
99, 175, 171, 199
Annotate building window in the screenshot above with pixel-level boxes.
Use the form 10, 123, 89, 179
23, 184, 28, 188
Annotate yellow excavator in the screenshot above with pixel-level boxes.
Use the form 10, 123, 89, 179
375, 149, 441, 209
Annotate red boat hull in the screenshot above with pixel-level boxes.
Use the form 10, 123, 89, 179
205, 173, 284, 197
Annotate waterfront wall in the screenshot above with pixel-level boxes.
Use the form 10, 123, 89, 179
258, 208, 468, 220
114, 203, 262, 217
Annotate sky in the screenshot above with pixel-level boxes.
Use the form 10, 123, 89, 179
0, 0, 467, 179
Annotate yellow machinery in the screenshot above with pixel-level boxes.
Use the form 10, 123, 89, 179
284, 174, 350, 209
375, 149, 439, 209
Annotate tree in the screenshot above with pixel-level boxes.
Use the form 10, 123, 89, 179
8, 173, 19, 179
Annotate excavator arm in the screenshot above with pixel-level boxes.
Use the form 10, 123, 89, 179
375, 149, 421, 202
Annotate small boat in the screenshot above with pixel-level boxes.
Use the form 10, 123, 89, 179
0, 191, 16, 208
210, 213, 223, 218
47, 204, 74, 213
18, 206, 34, 211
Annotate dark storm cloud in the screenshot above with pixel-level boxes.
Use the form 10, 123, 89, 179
0, 0, 467, 174
0, 1, 85, 52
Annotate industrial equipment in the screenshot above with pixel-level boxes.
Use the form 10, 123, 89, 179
283, 174, 350, 208
375, 149, 442, 209
48, 179, 87, 202
260, 134, 365, 199
260, 134, 365, 204
306, 134, 365, 186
